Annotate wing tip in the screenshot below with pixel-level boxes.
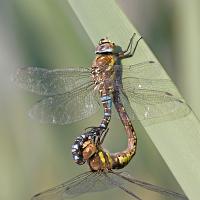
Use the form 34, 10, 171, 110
31, 192, 41, 200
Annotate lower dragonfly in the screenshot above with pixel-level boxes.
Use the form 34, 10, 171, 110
32, 80, 188, 200
32, 117, 188, 200
13, 34, 190, 129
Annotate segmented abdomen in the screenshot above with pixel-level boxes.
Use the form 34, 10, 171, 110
111, 89, 137, 169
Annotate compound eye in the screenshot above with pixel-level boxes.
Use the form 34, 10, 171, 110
99, 38, 105, 44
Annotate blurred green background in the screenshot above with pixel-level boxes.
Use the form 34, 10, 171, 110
0, 0, 199, 200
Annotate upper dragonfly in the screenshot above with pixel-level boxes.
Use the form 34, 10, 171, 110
13, 33, 190, 126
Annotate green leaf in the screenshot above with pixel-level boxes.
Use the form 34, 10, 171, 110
68, 0, 200, 199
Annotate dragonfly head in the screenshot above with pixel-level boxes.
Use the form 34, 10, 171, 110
95, 38, 115, 54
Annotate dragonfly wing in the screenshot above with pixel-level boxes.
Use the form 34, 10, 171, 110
123, 77, 180, 94
122, 78, 190, 124
31, 171, 117, 200
121, 61, 164, 79
13, 67, 91, 95
104, 172, 142, 200
110, 171, 188, 200
29, 86, 100, 124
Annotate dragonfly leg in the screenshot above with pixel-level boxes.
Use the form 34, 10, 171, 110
91, 127, 109, 145
99, 128, 109, 145
122, 33, 136, 54
119, 35, 143, 59
84, 126, 107, 145
84, 126, 103, 131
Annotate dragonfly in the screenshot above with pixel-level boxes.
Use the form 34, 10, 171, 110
32, 127, 188, 200
13, 34, 190, 128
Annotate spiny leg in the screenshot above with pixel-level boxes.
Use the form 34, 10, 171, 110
83, 126, 107, 145
99, 128, 109, 145
122, 33, 136, 54
119, 34, 143, 59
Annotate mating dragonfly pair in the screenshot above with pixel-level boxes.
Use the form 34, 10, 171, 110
13, 34, 189, 199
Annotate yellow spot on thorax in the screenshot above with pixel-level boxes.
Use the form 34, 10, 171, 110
106, 57, 115, 71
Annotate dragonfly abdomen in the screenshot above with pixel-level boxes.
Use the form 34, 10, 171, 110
91, 54, 115, 130
111, 89, 137, 169
99, 95, 112, 128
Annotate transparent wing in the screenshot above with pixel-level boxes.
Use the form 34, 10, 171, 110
111, 171, 188, 200
31, 170, 188, 200
122, 77, 190, 124
31, 171, 118, 200
105, 172, 142, 200
29, 84, 100, 124
123, 76, 179, 93
12, 66, 91, 95
120, 61, 164, 79
12, 61, 163, 96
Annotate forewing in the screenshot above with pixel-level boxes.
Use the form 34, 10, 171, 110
121, 61, 164, 79
13, 62, 162, 96
122, 78, 190, 124
13, 67, 91, 95
29, 86, 100, 124
111, 171, 188, 200
31, 171, 117, 200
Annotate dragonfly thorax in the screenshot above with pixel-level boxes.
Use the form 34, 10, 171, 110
91, 55, 115, 96
71, 128, 103, 165
88, 150, 113, 171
